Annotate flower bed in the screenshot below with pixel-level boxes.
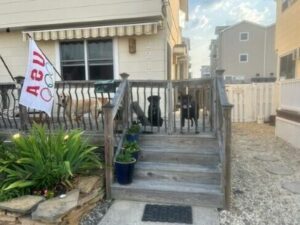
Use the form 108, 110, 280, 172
0, 124, 104, 225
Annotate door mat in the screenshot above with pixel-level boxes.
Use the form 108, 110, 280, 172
142, 204, 192, 224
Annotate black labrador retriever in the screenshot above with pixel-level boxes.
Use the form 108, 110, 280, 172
147, 96, 163, 127
179, 94, 199, 127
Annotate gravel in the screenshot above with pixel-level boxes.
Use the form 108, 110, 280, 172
79, 200, 112, 225
220, 123, 300, 225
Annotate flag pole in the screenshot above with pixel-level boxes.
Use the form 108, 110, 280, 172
26, 33, 64, 81
0, 55, 16, 82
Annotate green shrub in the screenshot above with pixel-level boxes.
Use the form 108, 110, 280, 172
123, 141, 140, 154
116, 152, 135, 163
127, 123, 140, 134
0, 124, 102, 201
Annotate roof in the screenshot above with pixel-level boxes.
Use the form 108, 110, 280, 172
216, 20, 275, 35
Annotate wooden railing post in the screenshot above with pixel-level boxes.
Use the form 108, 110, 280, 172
167, 81, 173, 135
215, 70, 225, 135
223, 106, 233, 210
120, 73, 130, 129
103, 103, 114, 200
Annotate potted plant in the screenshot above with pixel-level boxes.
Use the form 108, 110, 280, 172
114, 152, 136, 185
123, 141, 140, 160
126, 122, 141, 142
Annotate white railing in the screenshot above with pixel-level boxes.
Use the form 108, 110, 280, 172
280, 79, 300, 112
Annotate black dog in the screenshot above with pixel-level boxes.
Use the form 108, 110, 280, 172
147, 96, 163, 127
179, 95, 198, 127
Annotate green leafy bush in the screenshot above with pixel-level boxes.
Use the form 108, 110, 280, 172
123, 141, 140, 154
0, 124, 102, 201
127, 123, 140, 134
115, 152, 135, 163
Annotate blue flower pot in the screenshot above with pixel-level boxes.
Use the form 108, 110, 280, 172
126, 133, 139, 142
115, 159, 136, 185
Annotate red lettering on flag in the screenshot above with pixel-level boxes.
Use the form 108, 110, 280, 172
33, 51, 45, 67
26, 86, 40, 96
30, 69, 44, 81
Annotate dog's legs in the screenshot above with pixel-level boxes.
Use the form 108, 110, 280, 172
181, 114, 185, 127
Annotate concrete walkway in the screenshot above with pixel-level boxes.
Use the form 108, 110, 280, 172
98, 200, 220, 225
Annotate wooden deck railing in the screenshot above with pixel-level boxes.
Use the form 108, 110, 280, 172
103, 73, 130, 199
215, 70, 234, 209
0, 73, 233, 207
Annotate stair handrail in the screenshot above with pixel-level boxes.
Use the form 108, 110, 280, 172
103, 73, 130, 199
215, 70, 233, 210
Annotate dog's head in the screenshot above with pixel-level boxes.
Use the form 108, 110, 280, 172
179, 95, 193, 109
147, 96, 161, 105
57, 94, 70, 107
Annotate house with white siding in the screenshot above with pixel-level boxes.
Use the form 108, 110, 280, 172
0, 0, 189, 82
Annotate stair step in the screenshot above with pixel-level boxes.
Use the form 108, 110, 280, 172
111, 179, 223, 207
139, 134, 218, 149
140, 150, 219, 165
134, 162, 221, 185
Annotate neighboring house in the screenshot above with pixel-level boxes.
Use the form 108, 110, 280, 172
0, 0, 189, 82
275, 0, 300, 148
210, 21, 277, 82
201, 65, 210, 78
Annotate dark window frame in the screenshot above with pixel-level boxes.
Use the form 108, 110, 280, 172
60, 39, 114, 81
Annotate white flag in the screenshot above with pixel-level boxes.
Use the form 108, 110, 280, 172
19, 39, 55, 116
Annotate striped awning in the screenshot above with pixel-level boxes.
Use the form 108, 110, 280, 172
23, 22, 162, 41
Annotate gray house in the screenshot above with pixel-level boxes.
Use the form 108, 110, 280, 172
210, 21, 277, 82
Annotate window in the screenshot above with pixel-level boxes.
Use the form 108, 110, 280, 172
240, 32, 249, 41
280, 54, 295, 79
60, 40, 113, 80
239, 54, 248, 63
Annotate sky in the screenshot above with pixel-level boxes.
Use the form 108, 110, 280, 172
183, 0, 277, 78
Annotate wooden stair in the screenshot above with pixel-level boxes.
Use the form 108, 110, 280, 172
111, 134, 224, 208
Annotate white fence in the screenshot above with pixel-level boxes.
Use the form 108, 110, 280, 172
226, 83, 278, 123
280, 79, 300, 112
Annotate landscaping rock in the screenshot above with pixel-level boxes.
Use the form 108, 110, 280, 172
254, 154, 279, 162
281, 181, 300, 194
0, 196, 44, 214
265, 164, 294, 175
78, 176, 101, 194
32, 189, 79, 223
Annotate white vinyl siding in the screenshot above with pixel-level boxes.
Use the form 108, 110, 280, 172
0, 0, 162, 29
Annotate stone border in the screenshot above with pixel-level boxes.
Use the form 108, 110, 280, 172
0, 176, 104, 225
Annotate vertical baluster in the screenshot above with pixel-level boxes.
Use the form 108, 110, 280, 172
81, 83, 86, 130
150, 82, 153, 133
157, 86, 160, 133
4, 88, 12, 129
143, 85, 146, 132
187, 84, 190, 133
173, 85, 176, 133
0, 87, 7, 129
74, 83, 80, 128
87, 83, 93, 130
195, 86, 199, 134
56, 83, 61, 129
63, 83, 69, 130
68, 83, 74, 129
130, 84, 134, 123
11, 88, 18, 129
94, 85, 99, 130
164, 83, 167, 133
202, 86, 206, 132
